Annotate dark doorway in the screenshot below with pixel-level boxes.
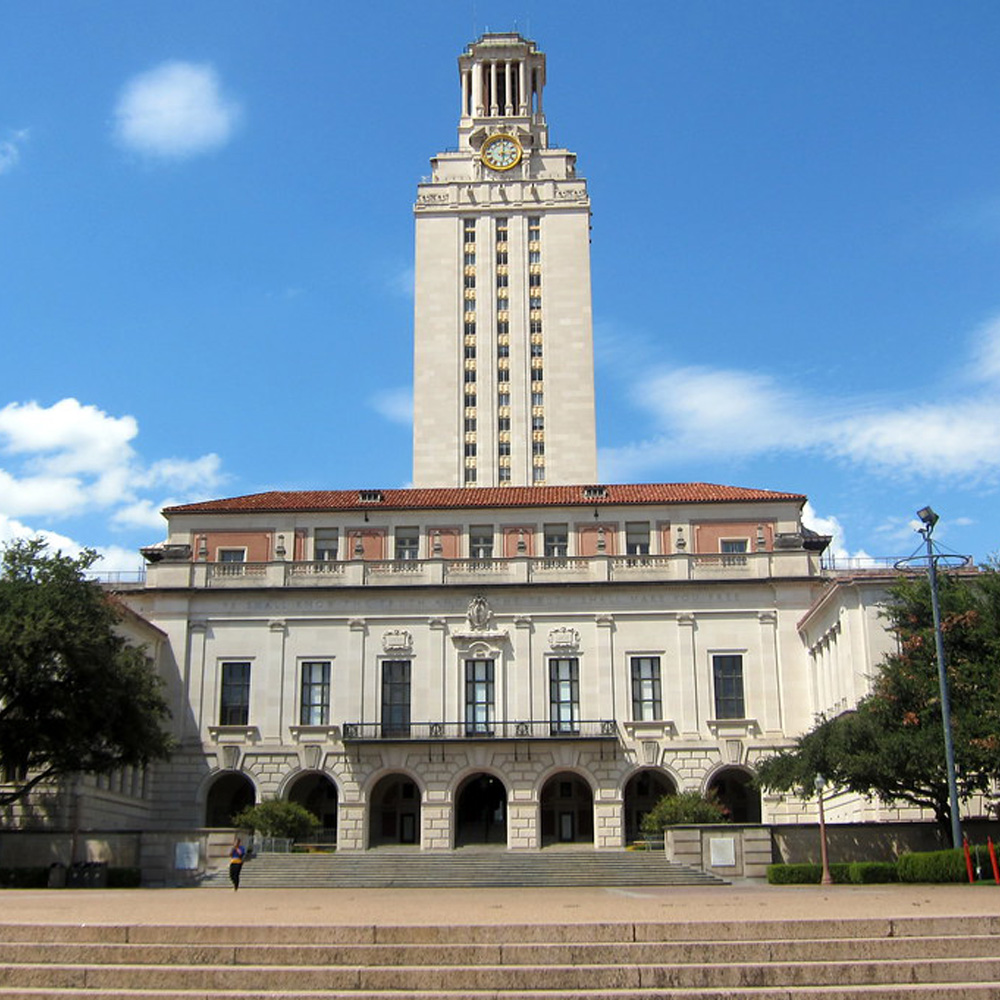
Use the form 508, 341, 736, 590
539, 772, 594, 846
287, 772, 338, 841
623, 769, 677, 844
369, 773, 421, 847
455, 773, 507, 847
205, 772, 255, 827
707, 767, 761, 823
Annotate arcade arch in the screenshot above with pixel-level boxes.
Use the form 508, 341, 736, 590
623, 768, 677, 844
368, 772, 421, 847
539, 771, 593, 846
454, 772, 507, 847
204, 771, 255, 828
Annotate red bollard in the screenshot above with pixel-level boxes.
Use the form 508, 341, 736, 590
988, 838, 1000, 885
963, 836, 975, 883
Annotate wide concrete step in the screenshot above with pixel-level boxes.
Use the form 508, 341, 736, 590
0, 917, 997, 999
217, 849, 726, 888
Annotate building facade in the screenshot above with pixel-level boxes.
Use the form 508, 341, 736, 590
1, 35, 914, 874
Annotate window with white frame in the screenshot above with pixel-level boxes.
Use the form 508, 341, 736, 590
300, 661, 331, 725
470, 526, 493, 559
314, 529, 339, 561
712, 654, 746, 719
543, 524, 568, 557
395, 529, 419, 561
720, 538, 749, 554
549, 657, 580, 734
630, 656, 662, 720
465, 659, 494, 736
219, 662, 251, 726
625, 522, 651, 556
381, 660, 411, 737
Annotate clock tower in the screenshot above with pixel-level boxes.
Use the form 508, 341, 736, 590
412, 33, 598, 488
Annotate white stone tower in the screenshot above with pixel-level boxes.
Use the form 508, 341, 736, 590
412, 33, 598, 488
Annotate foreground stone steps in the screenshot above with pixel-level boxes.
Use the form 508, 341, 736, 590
216, 850, 725, 889
0, 917, 997, 998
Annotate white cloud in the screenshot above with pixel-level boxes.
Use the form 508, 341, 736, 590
0, 397, 224, 525
388, 267, 414, 299
601, 316, 1000, 484
0, 516, 143, 575
0, 128, 28, 175
371, 387, 413, 426
801, 502, 876, 566
113, 62, 241, 160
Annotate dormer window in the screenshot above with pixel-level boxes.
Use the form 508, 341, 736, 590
359, 490, 384, 503
582, 486, 607, 499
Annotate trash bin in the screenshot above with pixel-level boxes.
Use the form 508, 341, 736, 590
47, 863, 66, 889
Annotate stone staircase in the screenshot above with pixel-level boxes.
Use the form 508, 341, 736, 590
208, 849, 726, 889
0, 915, 999, 997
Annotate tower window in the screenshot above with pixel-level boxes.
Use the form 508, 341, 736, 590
531, 342, 543, 357
465, 344, 476, 359
498, 417, 510, 431
497, 343, 509, 358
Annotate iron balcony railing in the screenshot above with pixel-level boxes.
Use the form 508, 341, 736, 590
342, 720, 618, 742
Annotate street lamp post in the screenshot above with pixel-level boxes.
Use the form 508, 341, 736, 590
814, 774, 833, 886
915, 506, 963, 850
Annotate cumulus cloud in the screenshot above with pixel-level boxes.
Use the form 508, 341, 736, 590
601, 316, 1000, 484
0, 128, 28, 175
0, 398, 224, 525
113, 62, 241, 159
371, 387, 413, 426
0, 515, 143, 575
801, 502, 876, 567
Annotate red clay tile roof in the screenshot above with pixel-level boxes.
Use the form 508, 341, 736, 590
164, 483, 806, 515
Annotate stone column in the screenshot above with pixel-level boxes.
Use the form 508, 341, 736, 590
504, 60, 512, 114
473, 63, 484, 116
461, 68, 469, 117
490, 61, 498, 115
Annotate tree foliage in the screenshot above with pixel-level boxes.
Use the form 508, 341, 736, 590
756, 565, 1000, 843
0, 539, 173, 806
232, 799, 321, 840
639, 791, 730, 835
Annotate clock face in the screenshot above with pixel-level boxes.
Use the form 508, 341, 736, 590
481, 134, 522, 171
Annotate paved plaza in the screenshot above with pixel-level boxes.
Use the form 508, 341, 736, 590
1, 882, 997, 928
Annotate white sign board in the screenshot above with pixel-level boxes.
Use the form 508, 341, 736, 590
174, 841, 200, 870
709, 836, 736, 867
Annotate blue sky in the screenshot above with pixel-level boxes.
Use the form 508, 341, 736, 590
2, 1, 999, 570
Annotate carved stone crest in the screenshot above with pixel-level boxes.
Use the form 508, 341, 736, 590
467, 595, 493, 631
548, 627, 580, 650
382, 629, 413, 652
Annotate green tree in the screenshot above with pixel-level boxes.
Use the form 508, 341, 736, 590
757, 565, 1000, 844
640, 791, 729, 836
232, 799, 320, 840
0, 539, 173, 807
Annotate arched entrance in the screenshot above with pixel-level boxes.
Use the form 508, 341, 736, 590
623, 769, 677, 844
540, 772, 593, 846
455, 773, 507, 847
205, 771, 255, 827
369, 773, 421, 847
707, 767, 761, 823
287, 772, 338, 841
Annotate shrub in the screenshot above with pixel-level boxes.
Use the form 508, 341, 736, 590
897, 849, 968, 883
766, 863, 851, 884
848, 861, 898, 884
639, 791, 729, 835
232, 799, 320, 840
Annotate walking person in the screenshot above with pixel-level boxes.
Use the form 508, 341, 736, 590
229, 837, 247, 891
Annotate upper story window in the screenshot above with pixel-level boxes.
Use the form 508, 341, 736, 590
529, 250, 540, 264
463, 219, 476, 242
395, 528, 419, 561
300, 661, 331, 726
625, 522, 650, 556
498, 417, 511, 431
220, 662, 251, 726
470, 526, 494, 559
381, 660, 411, 737
720, 538, 749, 554
532, 415, 544, 431
544, 524, 568, 558
550, 657, 580, 735
498, 392, 510, 407
631, 656, 662, 721
465, 659, 495, 736
314, 529, 339, 562
218, 548, 246, 563
713, 654, 746, 719
464, 417, 477, 432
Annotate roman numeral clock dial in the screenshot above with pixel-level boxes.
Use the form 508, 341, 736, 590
481, 133, 522, 171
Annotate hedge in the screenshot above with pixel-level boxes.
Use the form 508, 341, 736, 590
897, 849, 968, 883
848, 861, 899, 884
767, 862, 852, 884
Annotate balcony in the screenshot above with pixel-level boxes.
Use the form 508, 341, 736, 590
342, 720, 618, 742
144, 548, 822, 590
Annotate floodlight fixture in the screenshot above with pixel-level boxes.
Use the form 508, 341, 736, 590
917, 506, 939, 529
